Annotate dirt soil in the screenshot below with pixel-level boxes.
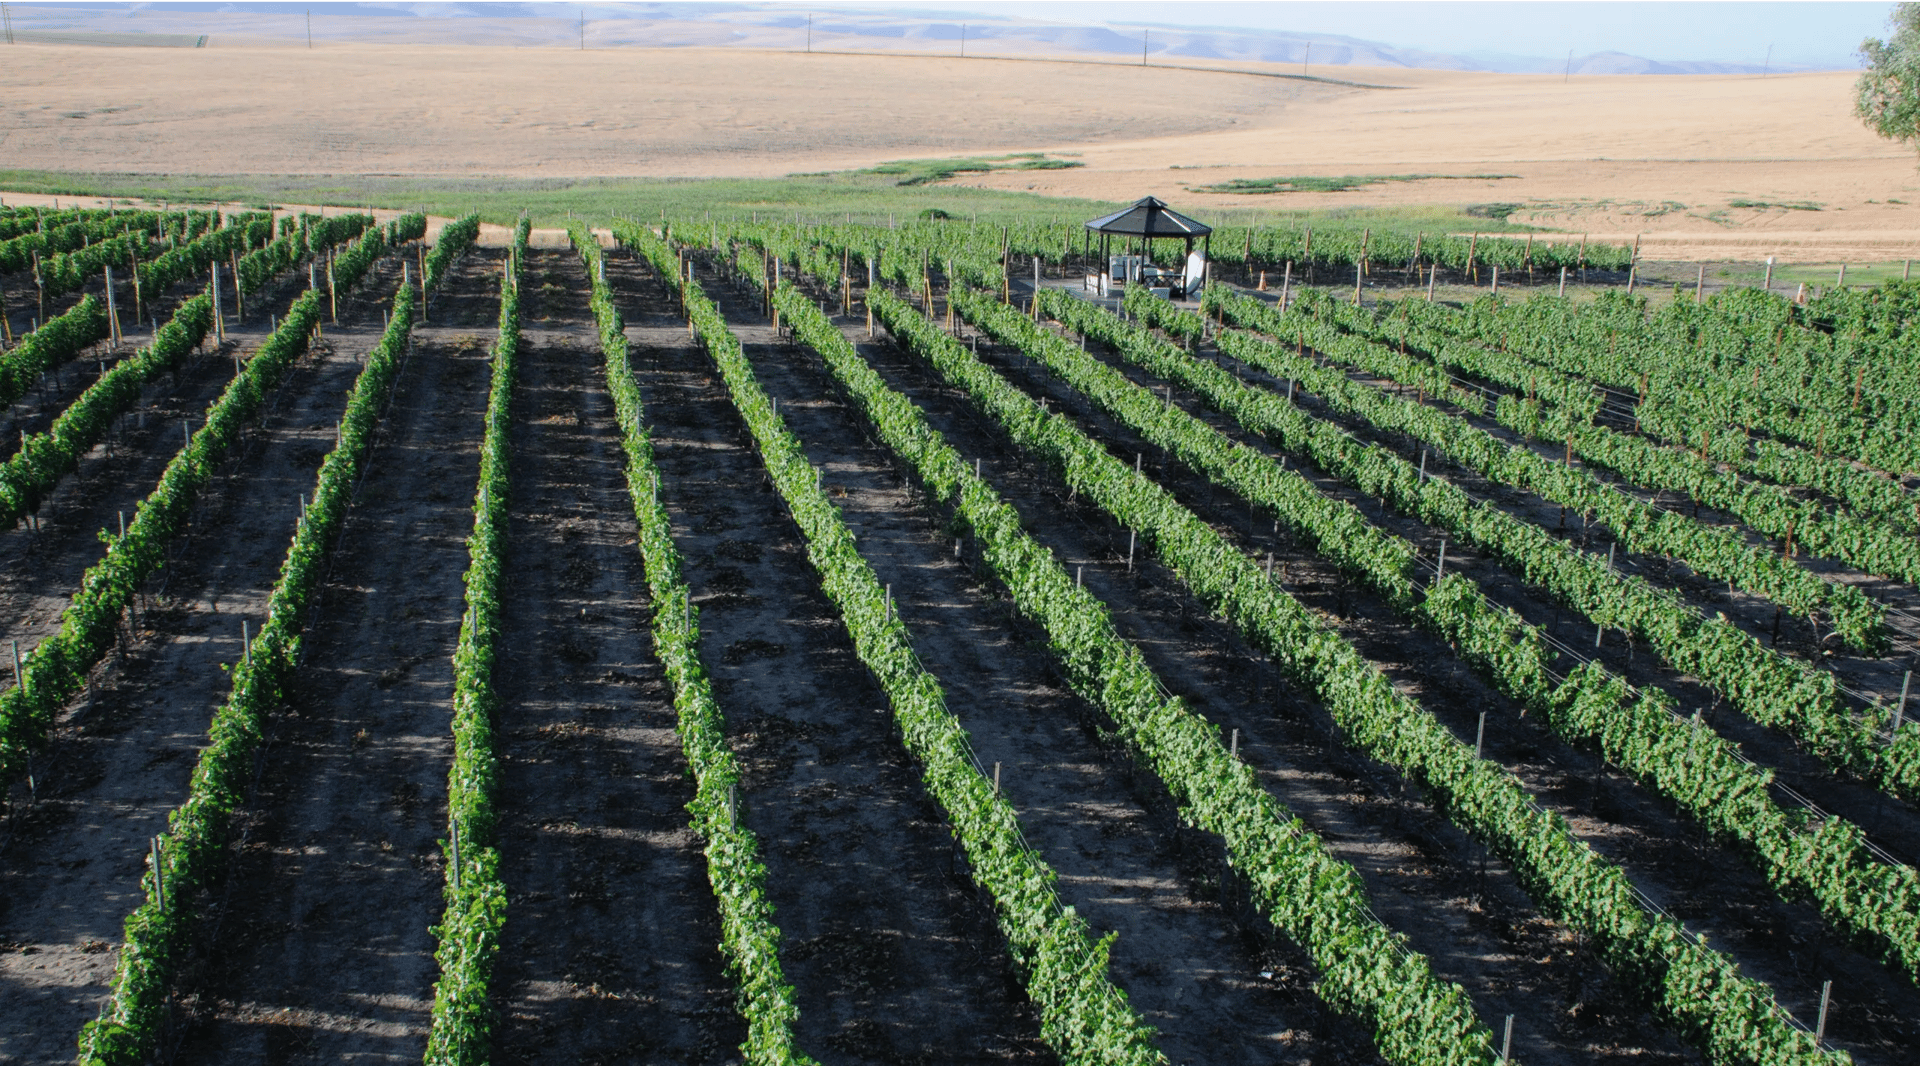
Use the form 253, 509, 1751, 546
607, 248, 1054, 1064
165, 248, 495, 1062
0, 253, 414, 1061
484, 248, 743, 1065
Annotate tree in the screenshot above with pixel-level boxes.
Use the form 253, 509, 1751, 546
1858, 3, 1920, 150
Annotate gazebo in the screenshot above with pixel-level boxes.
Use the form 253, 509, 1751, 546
1084, 196, 1213, 298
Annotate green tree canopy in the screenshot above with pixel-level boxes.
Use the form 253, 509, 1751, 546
1859, 3, 1920, 148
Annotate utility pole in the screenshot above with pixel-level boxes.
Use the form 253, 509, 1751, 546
1761, 43, 1772, 77
806, 13, 812, 53
1303, 40, 1310, 75
959, 22, 966, 58
1143, 29, 1149, 66
306, 8, 311, 49
1565, 47, 1573, 81
2, 3, 15, 46
580, 8, 584, 49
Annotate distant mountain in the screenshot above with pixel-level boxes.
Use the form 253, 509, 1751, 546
0, 1, 1831, 74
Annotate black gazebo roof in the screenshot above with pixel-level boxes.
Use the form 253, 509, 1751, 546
1084, 196, 1212, 238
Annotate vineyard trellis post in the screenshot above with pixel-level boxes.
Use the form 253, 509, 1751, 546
103, 265, 120, 348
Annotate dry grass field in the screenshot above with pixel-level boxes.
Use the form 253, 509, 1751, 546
0, 43, 1913, 260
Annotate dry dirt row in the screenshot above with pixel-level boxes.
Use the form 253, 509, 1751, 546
0, 250, 422, 1063
169, 248, 499, 1061
483, 247, 741, 1064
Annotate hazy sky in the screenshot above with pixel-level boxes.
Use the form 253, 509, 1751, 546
810, 1, 1895, 67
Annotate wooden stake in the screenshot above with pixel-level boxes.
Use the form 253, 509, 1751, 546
104, 265, 121, 347
151, 837, 166, 912
1475, 712, 1487, 759
1815, 980, 1831, 1044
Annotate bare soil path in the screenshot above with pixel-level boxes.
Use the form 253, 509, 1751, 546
608, 250, 1053, 1065
0, 254, 413, 1063
485, 247, 744, 1065
167, 249, 496, 1063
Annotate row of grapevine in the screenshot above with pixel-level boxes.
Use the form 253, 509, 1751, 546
1378, 291, 1920, 535
1444, 289, 1920, 477
1299, 288, 1920, 593
0, 295, 212, 529
570, 224, 815, 1063
762, 266, 1507, 1063
425, 216, 483, 294
0, 210, 168, 276
0, 212, 287, 411
1501, 393, 1920, 585
0, 205, 123, 243
75, 270, 426, 1065
1299, 288, 1601, 421
1204, 287, 1888, 654
1166, 288, 1919, 798
1033, 286, 1920, 988
133, 213, 274, 305
0, 294, 109, 408
0, 221, 400, 786
627, 221, 1171, 1064
1205, 225, 1635, 277
235, 213, 377, 297
677, 216, 1634, 301
423, 216, 528, 1065
33, 231, 153, 302
1433, 294, 1920, 533
937, 287, 1838, 1066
